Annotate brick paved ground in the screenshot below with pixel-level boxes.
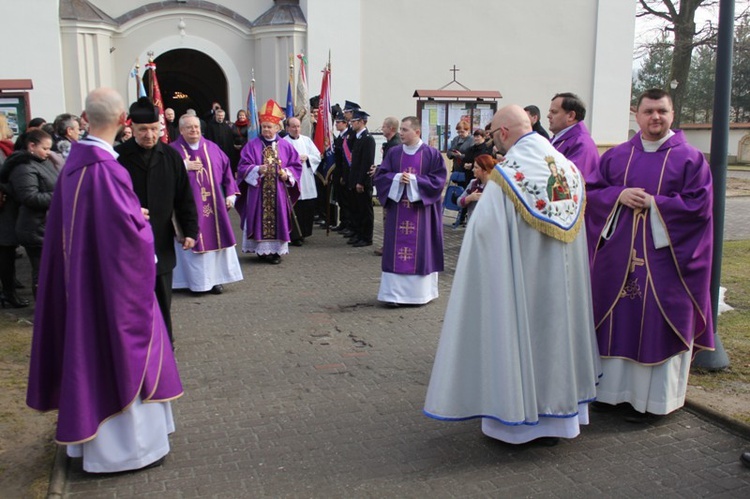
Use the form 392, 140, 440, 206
51, 201, 750, 498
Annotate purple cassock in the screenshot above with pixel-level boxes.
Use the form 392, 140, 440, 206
236, 136, 302, 242
26, 141, 183, 444
374, 144, 446, 275
551, 121, 600, 182
171, 136, 240, 252
586, 130, 714, 364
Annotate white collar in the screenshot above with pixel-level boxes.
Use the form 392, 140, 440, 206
403, 140, 423, 155
641, 130, 675, 152
80, 135, 118, 159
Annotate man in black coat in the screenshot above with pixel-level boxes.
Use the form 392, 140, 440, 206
345, 109, 376, 247
205, 108, 234, 159
330, 111, 352, 233
116, 97, 198, 346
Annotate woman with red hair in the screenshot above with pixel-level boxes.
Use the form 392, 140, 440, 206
456, 153, 496, 221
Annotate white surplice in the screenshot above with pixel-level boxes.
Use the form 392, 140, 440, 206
67, 397, 175, 473
424, 179, 600, 444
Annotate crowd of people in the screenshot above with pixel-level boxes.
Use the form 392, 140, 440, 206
0, 83, 734, 472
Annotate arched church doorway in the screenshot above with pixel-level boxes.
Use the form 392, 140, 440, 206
150, 49, 228, 121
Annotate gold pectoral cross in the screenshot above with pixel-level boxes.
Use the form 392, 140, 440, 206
629, 249, 645, 273
398, 247, 414, 261
399, 221, 416, 235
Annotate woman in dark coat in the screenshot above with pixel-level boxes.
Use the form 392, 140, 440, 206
2, 128, 58, 297
230, 109, 250, 174
0, 116, 29, 307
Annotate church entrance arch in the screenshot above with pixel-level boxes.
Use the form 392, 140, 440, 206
151, 49, 228, 121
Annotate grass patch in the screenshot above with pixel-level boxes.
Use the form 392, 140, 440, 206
0, 313, 56, 498
690, 241, 750, 402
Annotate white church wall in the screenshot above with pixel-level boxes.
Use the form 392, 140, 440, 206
2, 1, 66, 121
590, 0, 638, 145
60, 24, 117, 114
303, 0, 363, 112
252, 25, 308, 109
302, 0, 634, 144
4, 0, 635, 144
352, 1, 598, 135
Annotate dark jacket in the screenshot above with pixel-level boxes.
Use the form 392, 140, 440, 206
446, 134, 473, 173
0, 149, 19, 246
462, 140, 494, 185
532, 121, 551, 140
347, 128, 376, 189
333, 128, 351, 185
205, 120, 234, 160
230, 123, 249, 170
165, 121, 180, 143
1, 151, 58, 247
381, 134, 402, 162
115, 138, 198, 275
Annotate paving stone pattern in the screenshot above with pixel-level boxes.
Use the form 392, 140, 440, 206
57, 204, 750, 498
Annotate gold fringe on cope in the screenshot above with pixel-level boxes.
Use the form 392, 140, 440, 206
489, 169, 585, 243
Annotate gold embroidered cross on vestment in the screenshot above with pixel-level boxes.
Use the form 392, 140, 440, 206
399, 221, 416, 235
397, 247, 414, 261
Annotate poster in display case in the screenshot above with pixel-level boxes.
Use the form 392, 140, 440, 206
413, 89, 502, 153
0, 80, 33, 138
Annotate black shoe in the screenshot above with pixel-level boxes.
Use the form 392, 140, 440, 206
624, 411, 663, 424
138, 456, 166, 471
590, 401, 617, 413
352, 239, 372, 247
385, 302, 401, 308
0, 292, 29, 308
269, 254, 281, 264
330, 224, 346, 232
257, 254, 268, 261
533, 437, 560, 447
341, 230, 356, 238
209, 285, 224, 295
346, 236, 360, 245
740, 452, 750, 468
290, 239, 303, 247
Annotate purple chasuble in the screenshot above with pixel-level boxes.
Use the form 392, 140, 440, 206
586, 130, 714, 364
26, 141, 183, 444
552, 121, 600, 183
236, 136, 302, 242
171, 136, 239, 252
374, 144, 446, 275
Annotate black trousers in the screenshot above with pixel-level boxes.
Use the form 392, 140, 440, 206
0, 245, 18, 296
291, 198, 316, 240
24, 245, 43, 296
155, 271, 174, 344
316, 178, 338, 227
352, 186, 374, 243
334, 178, 353, 228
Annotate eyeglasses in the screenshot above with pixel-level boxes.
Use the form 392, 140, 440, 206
486, 125, 506, 137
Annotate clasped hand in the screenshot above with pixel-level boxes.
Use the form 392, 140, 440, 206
619, 187, 652, 210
